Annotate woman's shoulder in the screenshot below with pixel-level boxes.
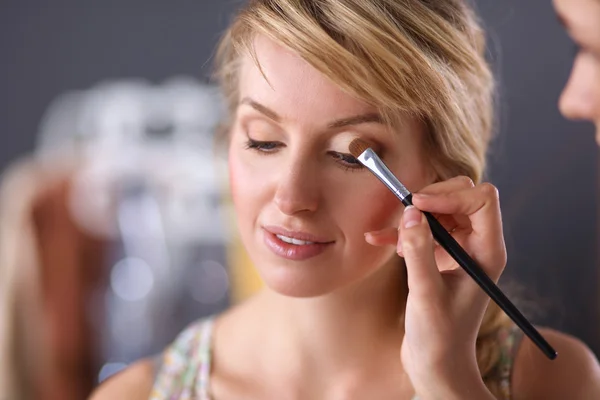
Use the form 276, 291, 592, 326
88, 318, 215, 400
88, 359, 155, 400
511, 327, 600, 399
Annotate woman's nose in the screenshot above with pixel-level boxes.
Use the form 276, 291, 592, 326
559, 54, 600, 122
273, 159, 320, 215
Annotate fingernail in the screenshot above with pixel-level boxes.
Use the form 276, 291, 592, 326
403, 206, 421, 228
364, 231, 380, 243
412, 193, 430, 200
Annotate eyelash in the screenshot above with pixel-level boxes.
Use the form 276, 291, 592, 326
244, 138, 364, 171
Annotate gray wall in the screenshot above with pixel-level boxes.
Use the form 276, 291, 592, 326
1, 0, 598, 353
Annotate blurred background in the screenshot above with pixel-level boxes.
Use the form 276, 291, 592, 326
0, 0, 597, 399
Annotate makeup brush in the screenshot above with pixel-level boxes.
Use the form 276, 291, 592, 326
349, 138, 557, 360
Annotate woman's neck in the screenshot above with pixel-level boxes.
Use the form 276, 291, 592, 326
213, 258, 412, 399
258, 258, 408, 380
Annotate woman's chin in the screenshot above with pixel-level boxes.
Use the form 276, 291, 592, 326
257, 265, 342, 298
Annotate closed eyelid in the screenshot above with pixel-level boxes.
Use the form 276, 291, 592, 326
240, 116, 284, 139
340, 136, 384, 156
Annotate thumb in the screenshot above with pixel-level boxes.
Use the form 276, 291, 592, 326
400, 206, 442, 296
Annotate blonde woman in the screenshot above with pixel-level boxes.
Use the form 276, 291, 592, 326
92, 1, 600, 398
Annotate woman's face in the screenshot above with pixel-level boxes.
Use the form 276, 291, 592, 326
554, 0, 600, 143
228, 36, 434, 297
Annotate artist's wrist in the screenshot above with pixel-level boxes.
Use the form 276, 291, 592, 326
415, 379, 494, 400
410, 356, 493, 400
417, 385, 496, 400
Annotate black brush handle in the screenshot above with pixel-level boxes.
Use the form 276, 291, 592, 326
402, 194, 557, 360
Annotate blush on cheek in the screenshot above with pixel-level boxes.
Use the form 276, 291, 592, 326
367, 188, 403, 229
227, 149, 270, 221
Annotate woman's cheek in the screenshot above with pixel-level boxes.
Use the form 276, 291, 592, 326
228, 148, 274, 220
343, 165, 432, 235
228, 146, 242, 203
356, 185, 402, 232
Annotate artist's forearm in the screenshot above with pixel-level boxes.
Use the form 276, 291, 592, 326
416, 381, 495, 400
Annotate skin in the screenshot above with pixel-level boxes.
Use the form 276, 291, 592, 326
90, 33, 600, 400
554, 0, 600, 142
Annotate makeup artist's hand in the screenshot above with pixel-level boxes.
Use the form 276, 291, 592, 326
364, 176, 505, 399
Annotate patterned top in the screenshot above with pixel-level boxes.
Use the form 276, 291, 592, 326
150, 318, 522, 400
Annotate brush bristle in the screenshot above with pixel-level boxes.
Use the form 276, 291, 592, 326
348, 139, 370, 158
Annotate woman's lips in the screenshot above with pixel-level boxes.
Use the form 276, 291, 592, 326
262, 227, 334, 261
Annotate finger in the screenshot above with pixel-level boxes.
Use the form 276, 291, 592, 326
415, 175, 475, 196
412, 183, 501, 233
398, 224, 403, 257
404, 214, 459, 257
411, 177, 478, 233
364, 227, 398, 246
413, 183, 505, 281
430, 213, 464, 234
411, 176, 475, 233
399, 213, 457, 259
400, 206, 442, 296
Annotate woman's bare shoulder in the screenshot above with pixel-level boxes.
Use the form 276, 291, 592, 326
512, 327, 600, 399
88, 359, 155, 400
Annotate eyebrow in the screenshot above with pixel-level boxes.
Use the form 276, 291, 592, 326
240, 97, 281, 122
240, 97, 385, 129
327, 113, 384, 129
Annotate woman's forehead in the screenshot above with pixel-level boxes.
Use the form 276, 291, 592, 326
235, 35, 425, 146
238, 36, 381, 124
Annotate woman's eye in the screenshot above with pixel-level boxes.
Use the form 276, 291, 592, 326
245, 138, 282, 153
330, 152, 364, 171
244, 142, 364, 171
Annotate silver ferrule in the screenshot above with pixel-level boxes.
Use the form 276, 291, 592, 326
357, 148, 411, 201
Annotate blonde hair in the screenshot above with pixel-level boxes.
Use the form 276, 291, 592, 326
215, 0, 511, 396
